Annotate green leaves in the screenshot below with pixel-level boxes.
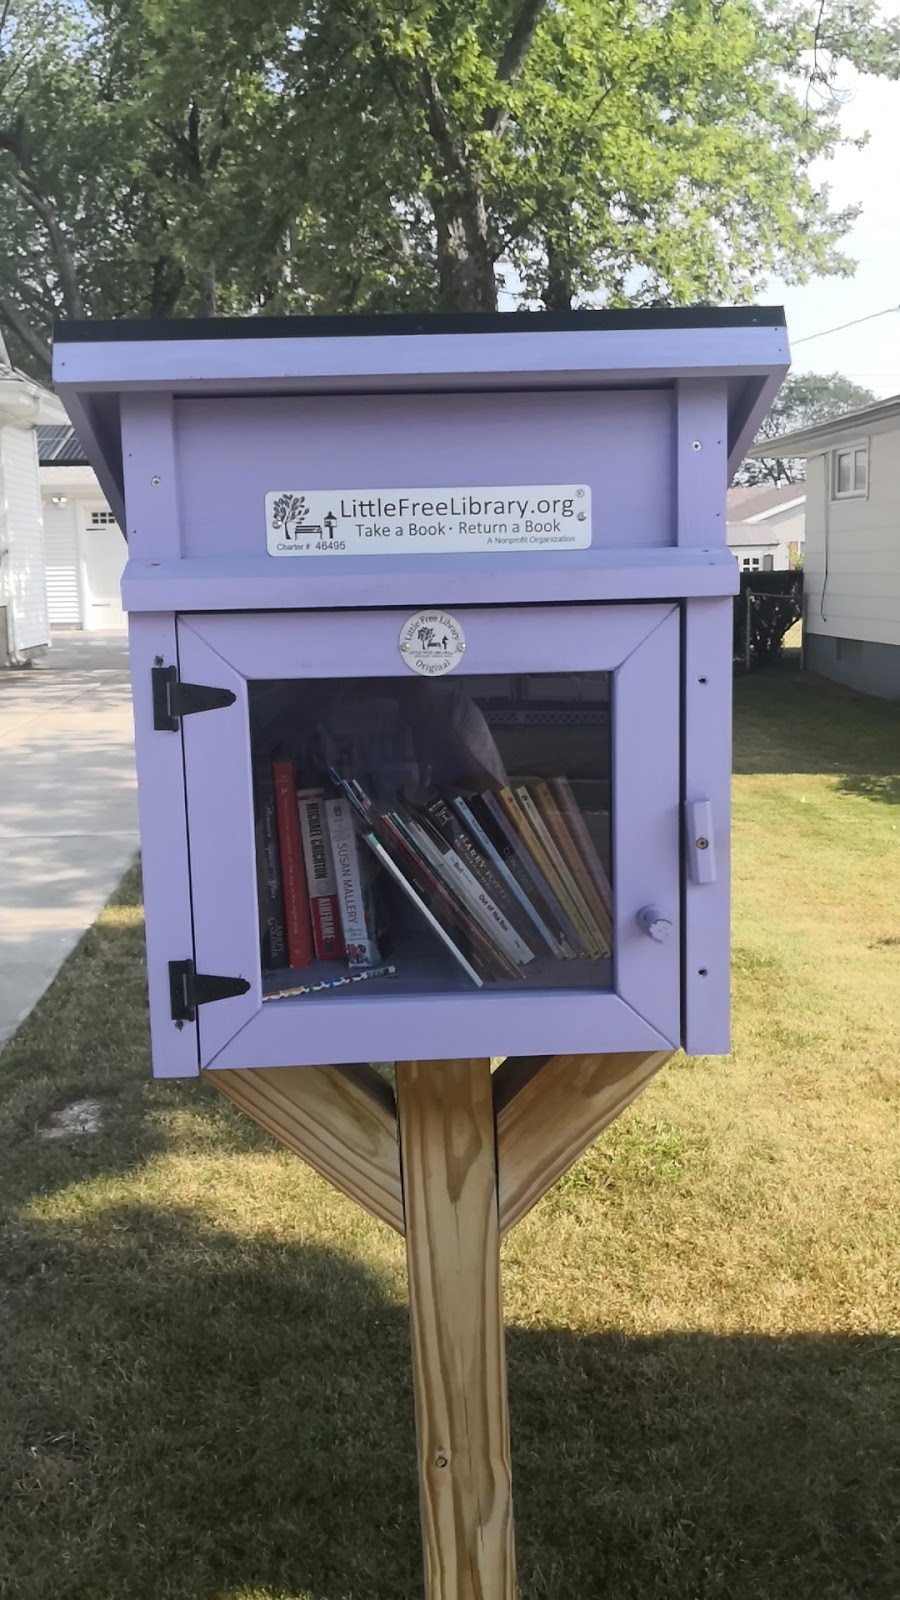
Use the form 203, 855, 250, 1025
737, 372, 880, 486
0, 0, 898, 368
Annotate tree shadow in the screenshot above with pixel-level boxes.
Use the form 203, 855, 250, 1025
1, 1201, 897, 1600
733, 667, 900, 778
837, 772, 900, 805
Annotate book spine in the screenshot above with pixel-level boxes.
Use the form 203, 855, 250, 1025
255, 766, 287, 969
272, 761, 313, 968
515, 784, 607, 957
360, 830, 484, 989
424, 796, 538, 948
549, 777, 614, 921
483, 789, 583, 957
405, 814, 534, 967
325, 797, 382, 968
451, 795, 563, 958
537, 779, 613, 948
297, 788, 345, 961
384, 812, 520, 982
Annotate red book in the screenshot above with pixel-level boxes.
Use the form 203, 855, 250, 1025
297, 788, 345, 961
272, 761, 314, 968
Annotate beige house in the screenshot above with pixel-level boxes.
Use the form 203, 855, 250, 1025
749, 395, 900, 698
726, 483, 805, 572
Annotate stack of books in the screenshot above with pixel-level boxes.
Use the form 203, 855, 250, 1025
255, 759, 612, 994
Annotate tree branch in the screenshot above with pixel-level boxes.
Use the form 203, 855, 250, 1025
0, 289, 50, 370
12, 171, 84, 315
484, 0, 550, 133
1, 111, 84, 318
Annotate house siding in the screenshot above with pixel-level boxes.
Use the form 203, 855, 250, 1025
806, 632, 900, 699
804, 428, 900, 655
0, 424, 49, 655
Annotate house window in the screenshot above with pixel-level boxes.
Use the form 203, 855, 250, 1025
832, 442, 868, 499
740, 557, 761, 571
88, 509, 117, 527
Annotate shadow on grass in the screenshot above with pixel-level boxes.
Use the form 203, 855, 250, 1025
2, 835, 898, 1597
837, 772, 900, 805
1, 1200, 898, 1600
733, 667, 900, 778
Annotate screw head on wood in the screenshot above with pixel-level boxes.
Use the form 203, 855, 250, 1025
151, 475, 161, 486
695, 837, 709, 850
434, 1452, 449, 1469
691, 440, 702, 451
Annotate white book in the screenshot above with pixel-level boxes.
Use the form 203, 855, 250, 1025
325, 797, 381, 968
403, 816, 534, 967
361, 831, 483, 988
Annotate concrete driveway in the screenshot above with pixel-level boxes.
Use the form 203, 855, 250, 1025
0, 631, 138, 1049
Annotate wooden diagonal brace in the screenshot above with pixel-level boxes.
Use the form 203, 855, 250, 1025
205, 1063, 404, 1235
494, 1050, 673, 1235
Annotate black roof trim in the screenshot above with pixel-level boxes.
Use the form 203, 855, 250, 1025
54, 306, 786, 345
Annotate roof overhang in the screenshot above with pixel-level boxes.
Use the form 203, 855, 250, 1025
53, 308, 790, 527
747, 393, 900, 459
0, 372, 67, 428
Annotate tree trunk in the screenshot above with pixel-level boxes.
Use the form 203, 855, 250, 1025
435, 202, 497, 313
542, 238, 573, 312
197, 269, 217, 317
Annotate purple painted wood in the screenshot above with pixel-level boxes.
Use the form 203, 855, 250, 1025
55, 322, 789, 488
176, 622, 260, 1064
206, 990, 672, 1072
121, 545, 740, 615
174, 391, 674, 557
128, 612, 199, 1077
176, 603, 680, 1072
53, 312, 791, 1073
120, 394, 181, 561
675, 380, 728, 547
683, 597, 733, 1055
185, 601, 673, 680
612, 607, 681, 1043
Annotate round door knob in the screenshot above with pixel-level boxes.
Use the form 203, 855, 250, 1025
637, 906, 673, 943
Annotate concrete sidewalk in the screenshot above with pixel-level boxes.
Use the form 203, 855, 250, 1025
0, 631, 138, 1049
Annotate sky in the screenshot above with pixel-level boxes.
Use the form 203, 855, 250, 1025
765, 39, 900, 398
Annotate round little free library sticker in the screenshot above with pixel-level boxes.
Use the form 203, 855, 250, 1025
399, 611, 466, 676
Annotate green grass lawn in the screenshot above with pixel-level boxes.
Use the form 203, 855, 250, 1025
1, 667, 899, 1600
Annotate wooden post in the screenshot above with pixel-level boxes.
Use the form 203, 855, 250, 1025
396, 1059, 516, 1600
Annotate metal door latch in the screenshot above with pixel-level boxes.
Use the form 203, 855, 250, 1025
686, 799, 717, 884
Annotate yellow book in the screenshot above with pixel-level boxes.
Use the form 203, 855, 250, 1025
531, 779, 613, 949
496, 786, 593, 958
515, 783, 607, 958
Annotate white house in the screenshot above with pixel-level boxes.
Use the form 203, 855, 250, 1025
38, 425, 126, 631
0, 336, 67, 665
749, 395, 900, 698
726, 483, 805, 572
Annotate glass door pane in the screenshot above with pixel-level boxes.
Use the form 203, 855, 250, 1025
250, 670, 612, 1002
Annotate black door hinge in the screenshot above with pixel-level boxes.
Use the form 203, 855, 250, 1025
169, 959, 250, 1024
152, 664, 236, 731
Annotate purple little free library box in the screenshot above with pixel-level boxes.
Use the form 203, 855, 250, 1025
54, 308, 788, 1078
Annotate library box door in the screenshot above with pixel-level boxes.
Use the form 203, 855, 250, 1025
175, 604, 681, 1071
